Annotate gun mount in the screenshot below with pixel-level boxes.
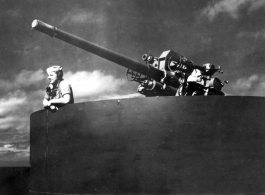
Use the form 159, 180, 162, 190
32, 20, 227, 96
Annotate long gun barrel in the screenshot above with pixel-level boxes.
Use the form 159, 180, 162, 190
31, 20, 165, 81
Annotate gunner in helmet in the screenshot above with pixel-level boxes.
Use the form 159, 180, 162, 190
43, 65, 74, 110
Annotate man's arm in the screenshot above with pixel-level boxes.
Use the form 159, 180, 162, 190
43, 98, 50, 108
48, 94, 71, 106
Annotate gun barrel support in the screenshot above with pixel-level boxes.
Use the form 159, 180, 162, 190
31, 20, 164, 81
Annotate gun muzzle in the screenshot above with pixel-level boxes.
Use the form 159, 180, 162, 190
32, 20, 57, 37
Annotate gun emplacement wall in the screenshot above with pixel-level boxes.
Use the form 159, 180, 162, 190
30, 96, 265, 195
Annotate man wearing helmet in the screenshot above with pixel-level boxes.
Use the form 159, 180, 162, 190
43, 65, 74, 110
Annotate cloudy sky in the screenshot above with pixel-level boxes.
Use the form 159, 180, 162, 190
1, 0, 265, 165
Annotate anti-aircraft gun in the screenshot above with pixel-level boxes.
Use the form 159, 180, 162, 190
31, 20, 228, 96
31, 20, 265, 195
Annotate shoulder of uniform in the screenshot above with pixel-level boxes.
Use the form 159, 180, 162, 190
59, 80, 70, 86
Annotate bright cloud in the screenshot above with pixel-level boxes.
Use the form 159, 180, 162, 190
0, 90, 33, 132
237, 29, 265, 39
233, 74, 258, 89
15, 69, 45, 87
201, 0, 265, 21
64, 70, 128, 102
71, 12, 105, 24
0, 96, 27, 117
60, 10, 107, 26
231, 74, 265, 96
0, 69, 46, 92
0, 115, 24, 131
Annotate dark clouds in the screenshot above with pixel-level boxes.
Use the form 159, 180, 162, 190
1, 0, 265, 162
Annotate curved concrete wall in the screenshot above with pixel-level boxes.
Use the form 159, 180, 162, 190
30, 96, 265, 195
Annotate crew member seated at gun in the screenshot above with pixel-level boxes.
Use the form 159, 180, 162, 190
43, 65, 74, 110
